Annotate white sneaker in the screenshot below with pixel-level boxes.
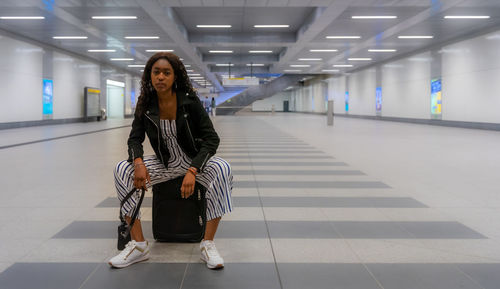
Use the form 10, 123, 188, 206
200, 240, 224, 269
108, 240, 150, 268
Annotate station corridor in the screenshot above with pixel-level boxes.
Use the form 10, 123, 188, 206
1, 113, 499, 289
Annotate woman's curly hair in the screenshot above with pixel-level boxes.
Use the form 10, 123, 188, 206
134, 52, 194, 118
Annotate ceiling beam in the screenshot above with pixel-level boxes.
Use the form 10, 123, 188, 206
272, 2, 350, 72
137, 0, 223, 91
309, 0, 470, 73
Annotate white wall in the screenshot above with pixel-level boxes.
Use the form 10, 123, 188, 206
0, 34, 43, 122
442, 30, 500, 123
381, 52, 431, 119
322, 28, 500, 124
53, 52, 100, 119
252, 92, 289, 111
0, 30, 140, 124
348, 68, 376, 116
326, 76, 346, 114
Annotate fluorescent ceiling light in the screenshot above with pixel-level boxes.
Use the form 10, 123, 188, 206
53, 36, 88, 39
249, 50, 273, 53
310, 49, 338, 52
197, 25, 231, 28
348, 58, 372, 61
106, 79, 125, 87
444, 16, 490, 19
322, 69, 340, 72
298, 58, 322, 61
92, 16, 137, 19
125, 36, 159, 39
88, 49, 116, 52
352, 16, 397, 19
190, 77, 205, 79
368, 49, 397, 52
398, 35, 433, 39
215, 64, 234, 66
326, 36, 361, 39
128, 64, 145, 67
246, 64, 265, 66
209, 50, 233, 53
284, 70, 301, 72
290, 64, 310, 67
188, 73, 201, 76
146, 49, 174, 52
186, 69, 194, 72
333, 64, 353, 67
0, 16, 45, 20
254, 25, 289, 28
184, 65, 191, 67
110, 58, 134, 61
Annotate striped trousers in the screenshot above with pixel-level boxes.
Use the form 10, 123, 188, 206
114, 155, 233, 221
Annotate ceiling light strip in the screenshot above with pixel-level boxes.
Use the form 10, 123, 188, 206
146, 49, 174, 52
310, 49, 338, 52
88, 49, 116, 52
0, 16, 45, 20
125, 36, 159, 39
444, 16, 490, 19
368, 49, 397, 52
398, 35, 433, 39
254, 25, 289, 28
53, 36, 88, 39
326, 36, 361, 39
197, 25, 231, 28
352, 16, 397, 19
92, 16, 137, 19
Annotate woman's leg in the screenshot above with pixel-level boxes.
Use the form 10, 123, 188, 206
196, 157, 233, 269
109, 155, 173, 268
204, 217, 221, 240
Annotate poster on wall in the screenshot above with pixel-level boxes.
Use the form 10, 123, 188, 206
431, 78, 442, 118
42, 79, 53, 119
345, 91, 349, 112
375, 86, 382, 114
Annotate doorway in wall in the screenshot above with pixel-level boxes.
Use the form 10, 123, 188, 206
106, 79, 125, 119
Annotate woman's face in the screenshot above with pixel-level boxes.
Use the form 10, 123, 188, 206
151, 58, 175, 94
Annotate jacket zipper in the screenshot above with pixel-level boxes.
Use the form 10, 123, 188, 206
144, 113, 165, 165
184, 112, 210, 172
184, 113, 198, 153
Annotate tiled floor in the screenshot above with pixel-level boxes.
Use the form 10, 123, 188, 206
1, 113, 500, 289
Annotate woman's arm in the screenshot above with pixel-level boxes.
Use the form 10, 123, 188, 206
127, 115, 146, 162
189, 96, 220, 171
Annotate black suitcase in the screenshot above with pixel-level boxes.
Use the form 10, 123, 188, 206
152, 177, 207, 242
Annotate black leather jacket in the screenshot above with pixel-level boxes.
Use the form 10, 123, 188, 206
127, 90, 220, 171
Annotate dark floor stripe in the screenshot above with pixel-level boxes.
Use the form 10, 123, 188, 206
51, 220, 486, 239
96, 196, 423, 208
230, 161, 347, 166
233, 170, 365, 175
222, 155, 333, 159
3, 263, 497, 289
235, 180, 390, 188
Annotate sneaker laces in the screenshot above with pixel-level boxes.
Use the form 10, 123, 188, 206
204, 242, 220, 258
117, 240, 137, 259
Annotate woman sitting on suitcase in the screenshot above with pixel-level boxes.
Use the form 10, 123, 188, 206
109, 52, 233, 270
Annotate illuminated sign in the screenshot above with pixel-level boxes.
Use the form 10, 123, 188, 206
42, 79, 53, 115
431, 78, 442, 115
345, 91, 349, 112
375, 87, 382, 112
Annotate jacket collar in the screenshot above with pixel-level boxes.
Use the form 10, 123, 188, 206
147, 89, 196, 115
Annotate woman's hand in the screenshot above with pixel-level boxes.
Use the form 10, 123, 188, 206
133, 160, 150, 190
181, 168, 197, 198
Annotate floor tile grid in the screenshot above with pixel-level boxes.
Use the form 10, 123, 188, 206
223, 136, 286, 289
252, 116, 498, 288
